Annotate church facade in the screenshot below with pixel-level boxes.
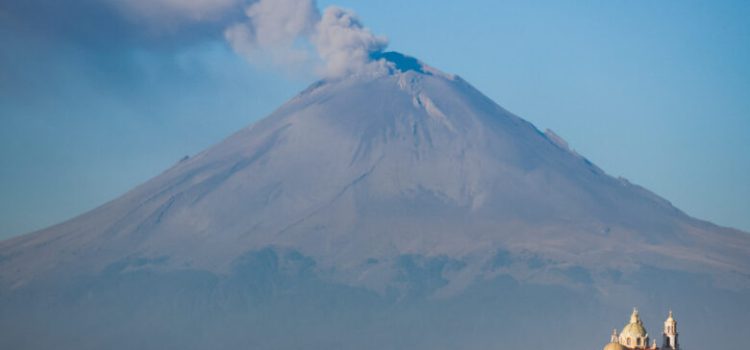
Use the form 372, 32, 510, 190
602, 309, 679, 350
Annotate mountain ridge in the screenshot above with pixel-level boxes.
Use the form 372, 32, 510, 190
1, 51, 748, 350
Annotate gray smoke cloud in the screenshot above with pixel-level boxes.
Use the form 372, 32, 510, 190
1, 0, 388, 79
312, 7, 389, 78
224, 0, 319, 72
117, 0, 241, 23
224, 0, 390, 78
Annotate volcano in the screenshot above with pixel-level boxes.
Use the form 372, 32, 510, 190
1, 52, 748, 350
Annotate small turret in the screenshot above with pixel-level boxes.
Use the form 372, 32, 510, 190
661, 310, 679, 350
604, 328, 625, 350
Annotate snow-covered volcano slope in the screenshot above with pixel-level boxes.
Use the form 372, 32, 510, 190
1, 52, 748, 350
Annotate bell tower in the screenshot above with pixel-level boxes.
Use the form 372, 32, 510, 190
661, 310, 679, 350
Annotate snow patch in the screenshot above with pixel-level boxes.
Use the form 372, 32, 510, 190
416, 93, 455, 132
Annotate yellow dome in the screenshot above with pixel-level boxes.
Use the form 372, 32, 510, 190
621, 308, 648, 338
603, 342, 626, 350
621, 322, 647, 337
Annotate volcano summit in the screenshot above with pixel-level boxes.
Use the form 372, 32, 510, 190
1, 53, 748, 350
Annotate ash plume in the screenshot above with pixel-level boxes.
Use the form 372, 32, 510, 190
224, 0, 390, 78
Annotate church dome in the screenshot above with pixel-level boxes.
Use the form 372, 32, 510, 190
621, 322, 647, 338
603, 342, 626, 350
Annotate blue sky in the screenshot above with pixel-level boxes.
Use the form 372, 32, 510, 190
1, 0, 749, 239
